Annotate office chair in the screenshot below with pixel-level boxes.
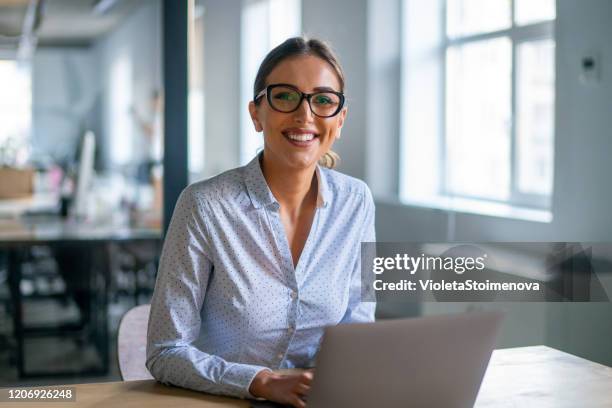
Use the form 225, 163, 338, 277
117, 304, 153, 381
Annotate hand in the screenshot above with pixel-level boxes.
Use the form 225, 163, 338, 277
249, 369, 314, 408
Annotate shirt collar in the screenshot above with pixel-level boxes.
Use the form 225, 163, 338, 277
244, 153, 329, 210
314, 165, 329, 208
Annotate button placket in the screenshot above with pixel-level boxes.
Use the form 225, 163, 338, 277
269, 207, 294, 274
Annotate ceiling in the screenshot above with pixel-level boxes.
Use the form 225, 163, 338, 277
0, 0, 143, 47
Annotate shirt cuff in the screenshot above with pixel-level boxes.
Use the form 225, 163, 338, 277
220, 363, 272, 399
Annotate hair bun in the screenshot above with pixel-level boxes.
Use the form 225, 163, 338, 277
319, 150, 340, 169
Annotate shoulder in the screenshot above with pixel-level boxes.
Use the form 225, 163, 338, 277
321, 167, 373, 200
181, 166, 247, 204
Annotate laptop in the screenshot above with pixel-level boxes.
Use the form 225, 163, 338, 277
252, 311, 504, 408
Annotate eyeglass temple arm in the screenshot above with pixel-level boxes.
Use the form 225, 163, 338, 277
254, 89, 267, 101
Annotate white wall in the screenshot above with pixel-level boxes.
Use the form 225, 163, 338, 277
95, 0, 162, 169
366, 0, 401, 197
32, 48, 101, 165
201, 0, 242, 177
541, 0, 612, 366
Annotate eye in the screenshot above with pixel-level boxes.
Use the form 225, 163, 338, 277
273, 91, 299, 101
313, 94, 336, 105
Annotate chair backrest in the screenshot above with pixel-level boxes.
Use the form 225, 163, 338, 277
117, 304, 154, 381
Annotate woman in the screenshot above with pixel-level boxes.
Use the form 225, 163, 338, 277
146, 37, 375, 408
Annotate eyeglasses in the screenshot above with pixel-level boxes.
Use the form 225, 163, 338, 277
254, 83, 345, 118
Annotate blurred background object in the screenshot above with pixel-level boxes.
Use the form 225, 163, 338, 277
0, 0, 163, 385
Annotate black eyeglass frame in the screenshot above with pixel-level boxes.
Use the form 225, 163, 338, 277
254, 83, 345, 118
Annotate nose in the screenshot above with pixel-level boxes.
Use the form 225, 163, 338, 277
293, 97, 314, 123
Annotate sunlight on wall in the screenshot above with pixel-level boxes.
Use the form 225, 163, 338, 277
109, 51, 133, 166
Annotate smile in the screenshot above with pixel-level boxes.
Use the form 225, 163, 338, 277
282, 131, 319, 146
285, 133, 315, 141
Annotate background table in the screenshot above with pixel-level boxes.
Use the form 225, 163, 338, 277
0, 216, 161, 378
2, 346, 612, 407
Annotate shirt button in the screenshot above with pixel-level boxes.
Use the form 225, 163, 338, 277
290, 291, 297, 299
287, 327, 294, 334
277, 353, 284, 359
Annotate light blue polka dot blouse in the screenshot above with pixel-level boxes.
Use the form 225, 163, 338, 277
146, 153, 376, 399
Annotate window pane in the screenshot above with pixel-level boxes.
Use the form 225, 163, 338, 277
515, 0, 555, 25
516, 40, 555, 196
446, 38, 512, 201
0, 60, 31, 164
447, 0, 511, 38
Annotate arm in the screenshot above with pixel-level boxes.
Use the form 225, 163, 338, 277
146, 187, 269, 398
339, 184, 376, 324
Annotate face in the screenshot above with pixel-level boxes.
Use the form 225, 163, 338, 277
248, 54, 347, 171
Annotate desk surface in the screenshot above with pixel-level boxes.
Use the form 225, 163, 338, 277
2, 346, 611, 407
0, 217, 160, 245
476, 345, 612, 407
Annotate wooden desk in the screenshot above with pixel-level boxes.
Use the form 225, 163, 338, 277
475, 345, 612, 407
1, 380, 249, 408
2, 346, 611, 407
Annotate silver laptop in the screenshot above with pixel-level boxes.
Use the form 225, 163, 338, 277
306, 311, 504, 408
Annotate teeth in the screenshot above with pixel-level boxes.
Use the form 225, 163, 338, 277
286, 133, 315, 142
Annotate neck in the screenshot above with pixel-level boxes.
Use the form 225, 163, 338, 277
260, 154, 317, 215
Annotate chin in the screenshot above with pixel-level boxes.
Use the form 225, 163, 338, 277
284, 153, 319, 170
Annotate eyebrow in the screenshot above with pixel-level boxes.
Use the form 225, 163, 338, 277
272, 83, 340, 93
312, 86, 339, 92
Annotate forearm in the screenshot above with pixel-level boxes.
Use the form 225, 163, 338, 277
146, 344, 270, 398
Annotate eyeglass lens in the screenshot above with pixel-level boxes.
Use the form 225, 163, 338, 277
269, 86, 341, 117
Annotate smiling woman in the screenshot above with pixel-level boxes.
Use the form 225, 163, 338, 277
146, 37, 376, 408
250, 38, 346, 170
249, 53, 344, 172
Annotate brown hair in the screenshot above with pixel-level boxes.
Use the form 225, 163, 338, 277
253, 37, 344, 169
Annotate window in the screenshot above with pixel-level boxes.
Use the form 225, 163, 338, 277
240, 0, 301, 165
0, 59, 31, 166
401, 0, 555, 217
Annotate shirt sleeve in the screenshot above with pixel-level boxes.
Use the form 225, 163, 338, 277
146, 186, 270, 398
339, 183, 376, 324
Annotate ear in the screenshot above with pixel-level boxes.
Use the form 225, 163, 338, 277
248, 101, 263, 132
335, 106, 347, 137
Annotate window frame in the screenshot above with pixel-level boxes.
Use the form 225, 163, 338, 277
440, 0, 555, 210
